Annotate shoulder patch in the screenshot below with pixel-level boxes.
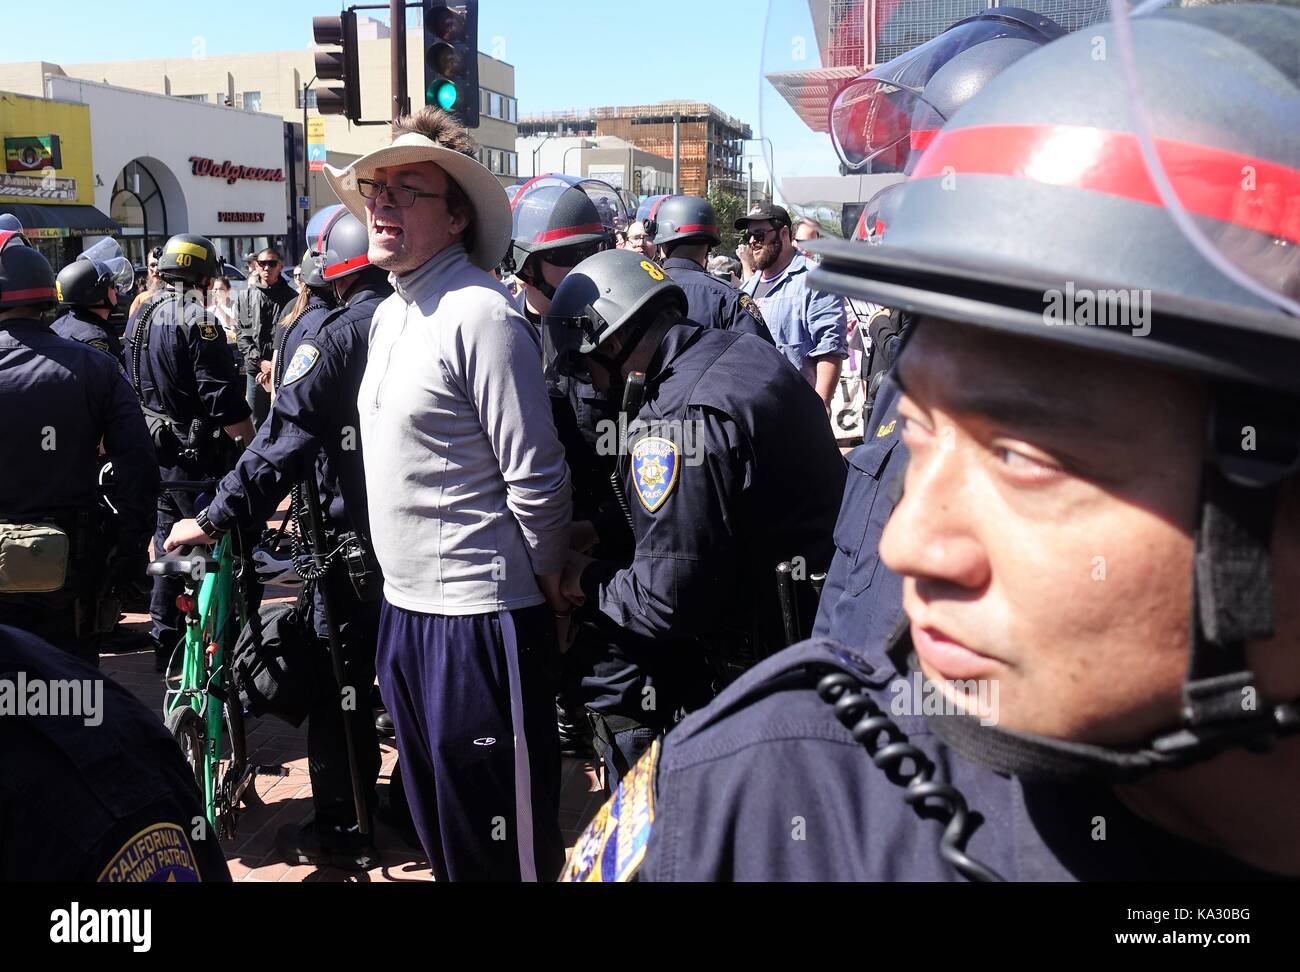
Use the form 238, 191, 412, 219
87, 338, 112, 354
875, 418, 896, 439
282, 343, 321, 386
197, 321, 220, 342
97, 823, 201, 882
561, 739, 659, 882
631, 436, 679, 513
738, 292, 765, 323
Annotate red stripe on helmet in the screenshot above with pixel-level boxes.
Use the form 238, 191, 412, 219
648, 197, 667, 221
912, 124, 1300, 245
5, 286, 56, 302
323, 253, 371, 279
909, 129, 939, 151
510, 174, 549, 211
676, 223, 719, 236
533, 223, 604, 243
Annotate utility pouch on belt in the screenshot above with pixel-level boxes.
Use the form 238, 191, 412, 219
140, 404, 183, 455
339, 532, 383, 603
0, 521, 71, 593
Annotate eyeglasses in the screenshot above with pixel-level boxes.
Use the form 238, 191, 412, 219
357, 177, 448, 208
257, 259, 280, 268
744, 226, 780, 244
543, 241, 607, 268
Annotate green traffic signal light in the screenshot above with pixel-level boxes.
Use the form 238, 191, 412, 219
434, 81, 459, 111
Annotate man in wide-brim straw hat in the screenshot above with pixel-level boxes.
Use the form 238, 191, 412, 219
326, 107, 572, 882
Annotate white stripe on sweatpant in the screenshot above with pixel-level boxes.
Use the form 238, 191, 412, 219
499, 610, 537, 882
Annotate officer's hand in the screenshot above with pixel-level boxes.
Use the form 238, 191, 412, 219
164, 519, 217, 553
569, 520, 599, 553
561, 552, 592, 606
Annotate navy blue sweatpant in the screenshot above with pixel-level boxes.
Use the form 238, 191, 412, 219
375, 600, 564, 882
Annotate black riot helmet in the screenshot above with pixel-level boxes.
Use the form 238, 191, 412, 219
648, 195, 722, 249
157, 234, 221, 286
810, 3, 1300, 781
541, 248, 687, 387
56, 259, 117, 309
305, 204, 372, 282
830, 6, 1065, 175
0, 226, 57, 312
507, 175, 617, 299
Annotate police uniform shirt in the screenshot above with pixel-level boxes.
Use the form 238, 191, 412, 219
0, 318, 157, 548
564, 637, 1287, 882
812, 379, 905, 654
660, 257, 774, 345
50, 307, 124, 363
206, 280, 393, 536
577, 323, 846, 646
0, 624, 230, 881
125, 291, 251, 448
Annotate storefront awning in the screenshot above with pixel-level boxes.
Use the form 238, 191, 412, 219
0, 203, 121, 239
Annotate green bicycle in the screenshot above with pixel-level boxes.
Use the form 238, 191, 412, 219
148, 480, 258, 842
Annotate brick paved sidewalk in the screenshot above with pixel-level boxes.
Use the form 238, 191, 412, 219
103, 612, 607, 883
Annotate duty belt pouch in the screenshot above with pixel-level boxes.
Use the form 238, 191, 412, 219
0, 521, 71, 593
140, 404, 183, 458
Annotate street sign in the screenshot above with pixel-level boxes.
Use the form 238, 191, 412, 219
299, 196, 310, 210
307, 118, 327, 172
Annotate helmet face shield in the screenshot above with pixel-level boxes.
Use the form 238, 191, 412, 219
540, 312, 599, 383
829, 13, 1064, 173
79, 238, 135, 294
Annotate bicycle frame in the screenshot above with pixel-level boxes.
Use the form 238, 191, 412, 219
165, 533, 249, 834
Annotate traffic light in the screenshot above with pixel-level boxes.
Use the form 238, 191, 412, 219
423, 2, 480, 127
313, 11, 361, 122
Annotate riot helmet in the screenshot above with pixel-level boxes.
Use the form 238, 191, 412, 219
648, 195, 722, 249
158, 234, 221, 286
0, 226, 57, 312
507, 174, 618, 300
305, 204, 372, 282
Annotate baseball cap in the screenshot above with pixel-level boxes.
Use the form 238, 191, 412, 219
734, 202, 792, 231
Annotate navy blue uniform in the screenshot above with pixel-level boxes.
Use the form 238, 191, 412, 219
812, 379, 905, 652
565, 637, 1285, 881
205, 279, 390, 835
661, 257, 774, 345
576, 324, 845, 776
124, 290, 252, 657
50, 307, 124, 364
0, 318, 158, 661
0, 624, 230, 881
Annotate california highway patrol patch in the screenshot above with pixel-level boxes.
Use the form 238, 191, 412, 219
561, 739, 658, 882
97, 823, 201, 882
631, 436, 679, 513
282, 343, 321, 386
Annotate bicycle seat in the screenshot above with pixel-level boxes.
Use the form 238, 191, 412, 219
147, 554, 220, 578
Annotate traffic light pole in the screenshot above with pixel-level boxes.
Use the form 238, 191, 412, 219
391, 0, 410, 122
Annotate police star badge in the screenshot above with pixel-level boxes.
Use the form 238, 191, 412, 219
631, 436, 679, 513
282, 343, 320, 386
197, 321, 221, 342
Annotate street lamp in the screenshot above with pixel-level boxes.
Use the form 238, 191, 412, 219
531, 131, 555, 177
561, 141, 587, 176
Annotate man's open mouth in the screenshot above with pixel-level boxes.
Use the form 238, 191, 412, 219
373, 219, 404, 243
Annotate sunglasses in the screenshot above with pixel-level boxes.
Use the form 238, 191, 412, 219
543, 241, 607, 268
357, 177, 448, 209
744, 226, 781, 244
257, 259, 280, 268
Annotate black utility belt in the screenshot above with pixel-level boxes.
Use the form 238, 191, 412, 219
141, 405, 214, 461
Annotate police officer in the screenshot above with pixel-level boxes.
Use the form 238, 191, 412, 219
0, 624, 230, 881
648, 194, 772, 344
124, 233, 255, 671
162, 208, 390, 871
546, 249, 846, 778
563, 3, 1300, 881
0, 226, 158, 665
51, 240, 135, 363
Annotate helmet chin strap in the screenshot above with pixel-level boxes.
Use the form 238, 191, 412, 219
523, 258, 557, 302
914, 386, 1300, 782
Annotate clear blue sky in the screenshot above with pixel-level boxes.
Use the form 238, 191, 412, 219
3, 1, 831, 197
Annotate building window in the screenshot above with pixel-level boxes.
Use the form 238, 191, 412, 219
489, 93, 502, 120
296, 88, 318, 109
508, 151, 517, 176
178, 93, 208, 103
242, 91, 262, 112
